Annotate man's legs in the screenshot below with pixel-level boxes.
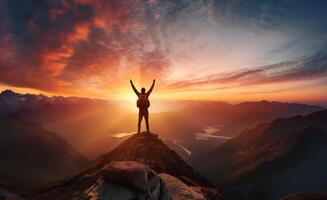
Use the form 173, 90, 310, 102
144, 110, 150, 133
138, 111, 143, 133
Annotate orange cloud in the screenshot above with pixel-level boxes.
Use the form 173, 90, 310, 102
68, 22, 90, 42
41, 45, 74, 76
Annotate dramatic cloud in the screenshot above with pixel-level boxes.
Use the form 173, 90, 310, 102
0, 0, 327, 102
0, 0, 173, 93
166, 52, 327, 90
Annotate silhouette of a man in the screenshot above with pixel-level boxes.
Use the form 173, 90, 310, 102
130, 79, 155, 133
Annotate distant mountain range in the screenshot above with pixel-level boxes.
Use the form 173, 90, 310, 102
0, 89, 105, 117
0, 115, 90, 185
0, 89, 323, 159
0, 89, 126, 152
179, 100, 324, 138
190, 109, 327, 200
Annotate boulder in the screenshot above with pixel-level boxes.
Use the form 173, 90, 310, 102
82, 161, 168, 200
103, 161, 160, 192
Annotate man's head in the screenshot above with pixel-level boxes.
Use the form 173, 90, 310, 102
141, 87, 146, 94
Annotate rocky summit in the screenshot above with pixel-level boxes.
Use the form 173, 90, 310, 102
93, 132, 213, 187
25, 132, 221, 200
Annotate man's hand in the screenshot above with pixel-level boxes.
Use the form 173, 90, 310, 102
153, 79, 156, 83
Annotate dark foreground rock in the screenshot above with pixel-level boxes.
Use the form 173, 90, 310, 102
0, 187, 23, 200
160, 173, 220, 200
279, 193, 327, 200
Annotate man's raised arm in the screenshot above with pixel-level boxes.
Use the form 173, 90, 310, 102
130, 80, 140, 96
146, 79, 156, 96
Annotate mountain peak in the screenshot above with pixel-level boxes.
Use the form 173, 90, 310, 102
0, 89, 18, 97
28, 132, 218, 199
94, 132, 212, 187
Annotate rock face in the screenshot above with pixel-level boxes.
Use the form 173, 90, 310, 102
160, 173, 209, 200
82, 161, 168, 200
103, 161, 160, 192
27, 133, 221, 200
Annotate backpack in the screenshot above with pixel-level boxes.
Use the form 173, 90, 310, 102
137, 94, 150, 109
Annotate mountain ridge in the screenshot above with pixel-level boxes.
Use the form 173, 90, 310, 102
190, 109, 327, 200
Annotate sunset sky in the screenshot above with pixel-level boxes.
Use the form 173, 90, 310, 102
0, 0, 327, 104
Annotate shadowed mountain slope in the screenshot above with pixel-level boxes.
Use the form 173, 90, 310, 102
0, 116, 90, 184
190, 110, 327, 200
